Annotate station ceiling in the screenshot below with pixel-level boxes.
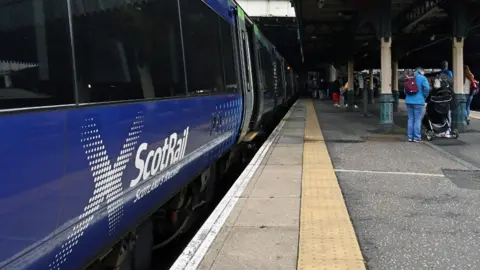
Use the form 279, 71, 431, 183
259, 0, 480, 72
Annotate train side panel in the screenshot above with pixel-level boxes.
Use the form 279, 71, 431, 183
1, 94, 242, 269
250, 26, 277, 130
0, 0, 296, 267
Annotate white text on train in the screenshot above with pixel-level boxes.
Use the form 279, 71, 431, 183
130, 127, 189, 189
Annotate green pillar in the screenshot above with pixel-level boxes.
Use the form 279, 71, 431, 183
450, 0, 468, 132
375, 0, 393, 131
451, 39, 467, 132
379, 38, 394, 131
379, 94, 394, 129
453, 94, 468, 132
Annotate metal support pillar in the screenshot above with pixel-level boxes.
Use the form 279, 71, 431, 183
452, 38, 467, 132
347, 60, 355, 111
450, 0, 469, 132
375, 0, 393, 131
368, 69, 374, 104
392, 61, 399, 112
379, 38, 394, 131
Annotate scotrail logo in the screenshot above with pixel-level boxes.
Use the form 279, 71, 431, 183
130, 127, 190, 202
49, 112, 145, 270
49, 113, 189, 270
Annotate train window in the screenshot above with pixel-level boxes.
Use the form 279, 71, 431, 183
219, 18, 237, 93
180, 0, 224, 95
259, 45, 273, 93
0, 0, 75, 110
73, 0, 186, 103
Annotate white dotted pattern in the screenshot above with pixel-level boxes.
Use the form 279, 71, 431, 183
49, 112, 144, 270
215, 99, 241, 134
212, 98, 242, 159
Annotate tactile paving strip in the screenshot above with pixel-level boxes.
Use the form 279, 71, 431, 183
297, 100, 366, 270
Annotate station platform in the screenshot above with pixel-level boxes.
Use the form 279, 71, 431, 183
171, 99, 480, 270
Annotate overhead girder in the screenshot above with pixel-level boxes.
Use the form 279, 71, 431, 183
290, 0, 307, 63
393, 0, 477, 63
393, 0, 446, 34
393, 19, 450, 58
292, 0, 368, 67
355, 0, 450, 64
294, 0, 479, 70
449, 0, 469, 41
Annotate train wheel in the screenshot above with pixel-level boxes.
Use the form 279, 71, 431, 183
133, 220, 153, 270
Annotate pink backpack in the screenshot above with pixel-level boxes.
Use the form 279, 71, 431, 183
471, 80, 479, 95
404, 74, 419, 95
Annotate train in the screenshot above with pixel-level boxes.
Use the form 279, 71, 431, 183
0, 0, 298, 269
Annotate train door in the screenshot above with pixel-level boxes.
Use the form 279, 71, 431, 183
235, 8, 255, 138
249, 26, 265, 130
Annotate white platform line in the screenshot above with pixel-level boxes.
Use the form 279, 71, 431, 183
169, 101, 299, 270
334, 168, 445, 177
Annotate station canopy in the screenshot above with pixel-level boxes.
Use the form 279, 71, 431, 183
289, 0, 480, 71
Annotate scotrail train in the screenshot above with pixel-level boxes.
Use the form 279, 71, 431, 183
0, 0, 298, 269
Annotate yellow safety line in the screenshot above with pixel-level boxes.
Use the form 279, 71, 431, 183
297, 100, 365, 270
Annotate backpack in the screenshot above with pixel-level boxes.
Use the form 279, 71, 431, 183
469, 80, 479, 95
404, 73, 419, 95
436, 73, 453, 91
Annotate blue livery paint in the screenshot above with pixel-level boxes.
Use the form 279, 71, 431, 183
0, 94, 242, 269
204, 0, 234, 24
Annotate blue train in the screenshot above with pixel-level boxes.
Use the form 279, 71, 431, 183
0, 0, 297, 269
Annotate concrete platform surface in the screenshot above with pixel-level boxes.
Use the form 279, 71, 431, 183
170, 99, 480, 270
315, 99, 480, 269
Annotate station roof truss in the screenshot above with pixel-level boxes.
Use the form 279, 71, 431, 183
292, 0, 480, 70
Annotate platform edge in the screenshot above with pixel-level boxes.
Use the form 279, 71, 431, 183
169, 100, 299, 270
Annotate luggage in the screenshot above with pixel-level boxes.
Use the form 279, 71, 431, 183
404, 73, 419, 95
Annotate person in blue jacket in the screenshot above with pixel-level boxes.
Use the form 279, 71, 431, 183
405, 68, 431, 142
441, 61, 453, 78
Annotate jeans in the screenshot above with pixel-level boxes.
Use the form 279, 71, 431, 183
466, 94, 474, 119
407, 104, 424, 140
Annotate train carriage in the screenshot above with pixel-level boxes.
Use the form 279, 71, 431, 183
0, 0, 297, 269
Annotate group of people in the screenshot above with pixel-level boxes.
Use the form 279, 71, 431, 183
405, 61, 479, 142
329, 78, 361, 109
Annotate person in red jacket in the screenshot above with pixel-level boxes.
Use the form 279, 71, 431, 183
465, 65, 478, 125
331, 79, 341, 107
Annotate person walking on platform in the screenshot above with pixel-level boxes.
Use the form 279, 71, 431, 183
331, 79, 341, 107
405, 67, 430, 142
441, 61, 453, 78
357, 73, 364, 98
464, 65, 478, 125
343, 80, 359, 109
